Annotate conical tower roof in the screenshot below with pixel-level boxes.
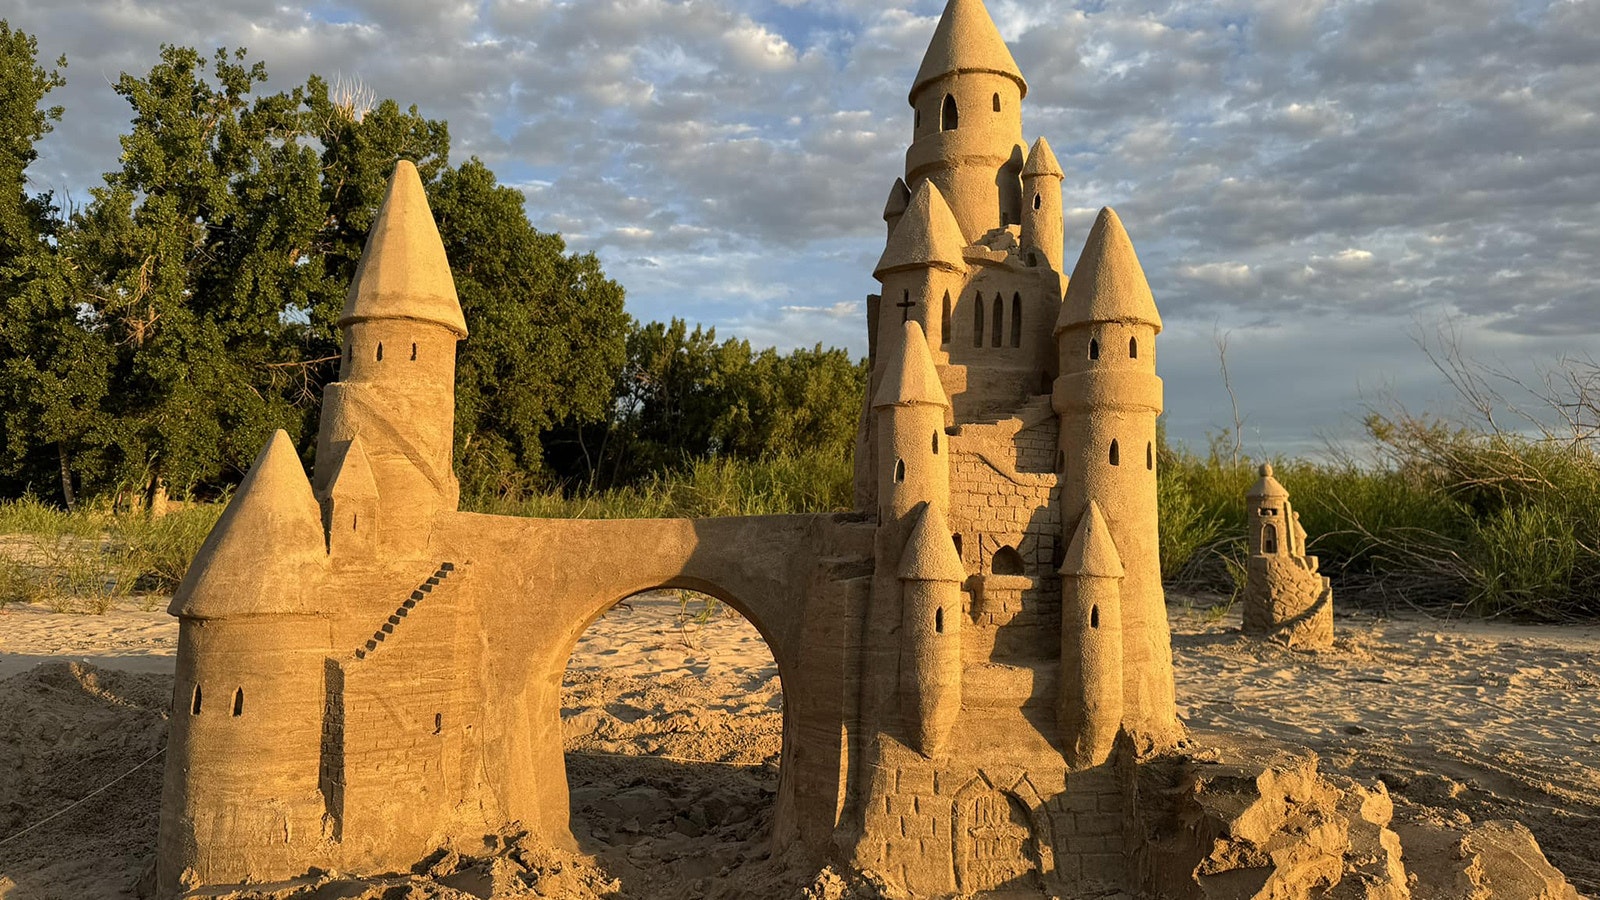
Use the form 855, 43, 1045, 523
339, 159, 468, 337
883, 178, 912, 221
1055, 207, 1162, 334
1246, 463, 1290, 501
1059, 500, 1125, 579
875, 181, 967, 280
899, 502, 968, 582
873, 321, 949, 410
911, 0, 1027, 103
328, 432, 379, 500
1022, 136, 1063, 179
171, 431, 328, 619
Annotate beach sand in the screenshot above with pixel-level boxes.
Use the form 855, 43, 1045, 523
0, 593, 1594, 897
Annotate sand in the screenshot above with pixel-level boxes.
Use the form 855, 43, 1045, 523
0, 593, 1594, 898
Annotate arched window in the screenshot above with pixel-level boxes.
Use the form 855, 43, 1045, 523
1263, 524, 1278, 554
992, 92, 1001, 112
232, 688, 244, 717
932, 431, 940, 454
993, 545, 1025, 575
894, 458, 906, 483
973, 295, 985, 346
190, 685, 202, 716
1033, 193, 1041, 210
1129, 336, 1138, 359
935, 606, 945, 634
1147, 442, 1154, 470
1089, 338, 1100, 360
411, 342, 418, 361
1010, 294, 1022, 347
991, 294, 1003, 348
941, 94, 959, 131
376, 342, 384, 361
1109, 439, 1120, 466
941, 292, 951, 345
1090, 605, 1100, 629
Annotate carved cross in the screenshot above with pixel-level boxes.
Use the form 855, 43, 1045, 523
897, 294, 917, 323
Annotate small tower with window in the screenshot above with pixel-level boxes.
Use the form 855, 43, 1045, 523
898, 501, 968, 756
1247, 463, 1291, 556
1058, 499, 1124, 767
312, 160, 468, 558
1052, 207, 1178, 746
1243, 464, 1335, 648
1020, 136, 1065, 277
874, 182, 968, 367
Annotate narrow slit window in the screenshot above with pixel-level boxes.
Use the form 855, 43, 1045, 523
915, 109, 921, 129
1147, 442, 1154, 470
992, 93, 1001, 112
232, 688, 244, 717
941, 292, 951, 345
376, 342, 384, 362
941, 93, 959, 131
1090, 605, 1100, 629
973, 296, 985, 346
1010, 294, 1022, 347
1089, 338, 1099, 360
352, 513, 359, 531
894, 458, 906, 483
433, 713, 443, 735
1033, 193, 1041, 210
991, 294, 1003, 348
932, 431, 940, 454
411, 342, 418, 361
1110, 439, 1120, 466
191, 685, 202, 716
1129, 336, 1138, 359
936, 607, 945, 634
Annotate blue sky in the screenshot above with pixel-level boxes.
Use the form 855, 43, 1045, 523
9, 0, 1600, 456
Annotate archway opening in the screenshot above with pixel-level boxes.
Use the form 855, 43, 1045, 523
561, 589, 784, 884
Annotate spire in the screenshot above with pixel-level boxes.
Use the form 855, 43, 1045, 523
1247, 463, 1290, 501
1022, 136, 1063, 179
1060, 500, 1124, 579
171, 431, 328, 619
339, 160, 468, 337
1055, 207, 1162, 334
883, 178, 912, 222
898, 502, 967, 582
874, 181, 967, 280
328, 432, 379, 501
873, 321, 949, 410
911, 0, 1027, 103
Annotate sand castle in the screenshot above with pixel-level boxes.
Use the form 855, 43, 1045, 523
1242, 464, 1335, 649
154, 2, 1579, 898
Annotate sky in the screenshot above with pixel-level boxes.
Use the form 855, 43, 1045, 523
8, 0, 1600, 457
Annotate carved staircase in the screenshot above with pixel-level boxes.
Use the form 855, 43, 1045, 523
353, 561, 459, 660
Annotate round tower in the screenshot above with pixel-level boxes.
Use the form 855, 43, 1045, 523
1020, 136, 1065, 275
158, 431, 332, 892
1246, 463, 1291, 557
874, 321, 952, 529
874, 181, 968, 367
883, 178, 911, 242
313, 160, 468, 557
1058, 500, 1125, 768
897, 501, 967, 757
905, 0, 1028, 242
1053, 207, 1179, 751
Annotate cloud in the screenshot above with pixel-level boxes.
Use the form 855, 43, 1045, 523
14, 0, 1600, 451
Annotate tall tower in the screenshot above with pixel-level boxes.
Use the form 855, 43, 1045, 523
1053, 207, 1179, 750
1058, 500, 1124, 768
1020, 136, 1065, 276
313, 160, 467, 558
158, 431, 331, 891
905, 0, 1028, 242
898, 501, 967, 756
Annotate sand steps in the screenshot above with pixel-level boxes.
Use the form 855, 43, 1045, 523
353, 561, 457, 660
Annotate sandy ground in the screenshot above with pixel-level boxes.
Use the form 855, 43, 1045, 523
0, 594, 1595, 898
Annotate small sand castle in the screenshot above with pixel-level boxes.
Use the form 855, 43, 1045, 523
154, 2, 1580, 898
1242, 464, 1335, 649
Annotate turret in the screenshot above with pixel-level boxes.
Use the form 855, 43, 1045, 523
1058, 500, 1124, 767
873, 320, 952, 527
313, 160, 467, 558
1020, 136, 1065, 275
905, 0, 1027, 242
158, 431, 332, 891
897, 501, 967, 757
875, 181, 967, 366
883, 178, 911, 242
1053, 207, 1179, 750
1246, 463, 1292, 557
323, 432, 380, 557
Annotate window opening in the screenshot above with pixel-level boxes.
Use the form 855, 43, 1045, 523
1010, 294, 1022, 347
1089, 338, 1099, 360
232, 688, 244, 717
991, 295, 1003, 348
1090, 605, 1100, 629
1129, 336, 1138, 359
992, 93, 1001, 112
936, 607, 945, 634
941, 94, 959, 131
1033, 193, 1041, 210
973, 296, 985, 346
1109, 439, 1120, 466
191, 685, 202, 716
411, 342, 418, 361
1263, 524, 1278, 554
993, 546, 1025, 575
433, 713, 443, 735
941, 292, 952, 345
376, 342, 384, 362
932, 431, 940, 454
1147, 442, 1154, 470
894, 458, 906, 483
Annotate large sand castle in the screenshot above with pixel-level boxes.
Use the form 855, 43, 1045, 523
153, 2, 1582, 898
